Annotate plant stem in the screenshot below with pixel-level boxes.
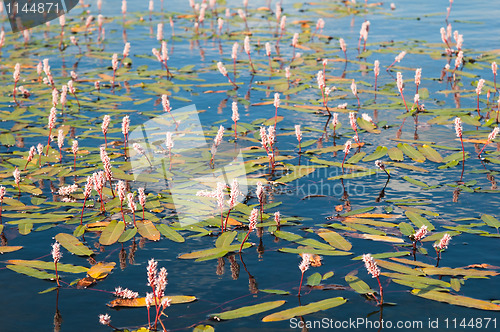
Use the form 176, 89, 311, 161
460, 136, 465, 182
239, 231, 250, 253
376, 276, 383, 305
298, 271, 305, 297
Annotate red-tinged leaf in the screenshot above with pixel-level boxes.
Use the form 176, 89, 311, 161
87, 262, 116, 279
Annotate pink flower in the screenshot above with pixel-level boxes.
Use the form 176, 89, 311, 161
316, 18, 325, 30
339, 38, 346, 52
279, 16, 286, 31
58, 184, 78, 196
295, 125, 302, 142
51, 241, 62, 263
157, 23, 163, 41
59, 14, 65, 27
286, 67, 291, 79
231, 101, 239, 122
102, 115, 110, 135
156, 267, 168, 297
147, 258, 158, 287
349, 112, 357, 130
244, 36, 251, 54
488, 127, 499, 142
362, 254, 380, 278
413, 225, 428, 241
434, 233, 451, 251
299, 254, 311, 273
121, 0, 127, 14
395, 51, 406, 63
492, 62, 498, 75
317, 71, 325, 90
27, 146, 36, 163
0, 186, 5, 202
415, 68, 422, 86
114, 287, 139, 299
60, 85, 68, 106
213, 125, 224, 149
248, 208, 258, 231
273, 93, 280, 108
332, 113, 339, 129
237, 9, 246, 20
274, 211, 281, 226
374, 60, 380, 77
217, 18, 224, 32
53, 87, 59, 105
217, 62, 228, 77
292, 33, 299, 47
414, 94, 420, 104
57, 130, 64, 149
123, 42, 131, 58
231, 42, 239, 59
67, 80, 75, 94
98, 314, 111, 326
138, 188, 146, 209
13, 63, 20, 82
256, 181, 264, 205
133, 143, 145, 156
350, 80, 357, 96
37, 143, 44, 155
165, 132, 174, 150
475, 79, 485, 95
397, 72, 404, 92
227, 179, 242, 209
13, 167, 20, 185
100, 147, 113, 181
83, 176, 93, 199
72, 140, 78, 155
145, 293, 154, 308
116, 181, 126, 202
122, 115, 130, 137
454, 117, 462, 138
260, 127, 268, 148
265, 42, 271, 57
455, 51, 463, 68
343, 140, 352, 155
112, 54, 118, 71
127, 193, 135, 214
48, 107, 57, 129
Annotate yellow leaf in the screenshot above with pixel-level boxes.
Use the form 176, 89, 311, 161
359, 234, 404, 243
108, 295, 196, 307
349, 213, 400, 219
87, 262, 116, 280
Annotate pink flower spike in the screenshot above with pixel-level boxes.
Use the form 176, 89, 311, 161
295, 125, 302, 143
343, 140, 352, 155
99, 314, 111, 326
51, 241, 62, 263
274, 211, 281, 227
488, 127, 499, 142
362, 254, 380, 278
475, 79, 485, 95
299, 254, 311, 273
434, 233, 451, 251
413, 225, 428, 241
454, 117, 462, 138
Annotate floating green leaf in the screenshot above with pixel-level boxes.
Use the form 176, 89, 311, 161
411, 289, 500, 311
157, 224, 185, 242
99, 220, 125, 246
212, 300, 286, 321
55, 233, 93, 256
262, 297, 347, 322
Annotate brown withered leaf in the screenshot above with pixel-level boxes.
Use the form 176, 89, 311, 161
76, 276, 96, 289
300, 253, 322, 267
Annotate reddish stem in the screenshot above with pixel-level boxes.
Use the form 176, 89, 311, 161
55, 262, 60, 287
459, 136, 465, 182
46, 128, 53, 156
80, 196, 88, 225
239, 230, 251, 253
298, 271, 305, 296
376, 276, 384, 305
